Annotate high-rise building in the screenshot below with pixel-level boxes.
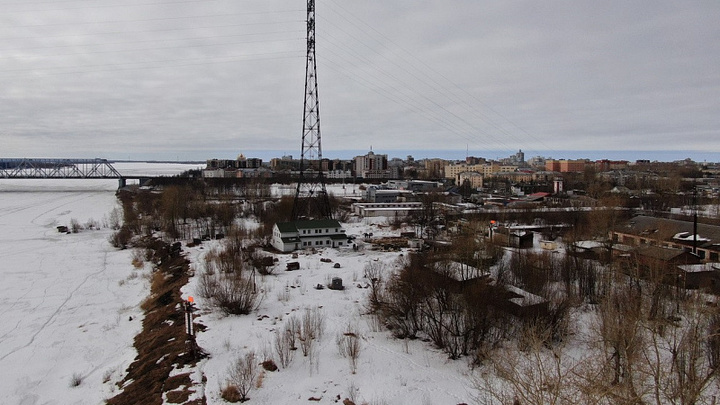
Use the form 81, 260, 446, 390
354, 151, 389, 178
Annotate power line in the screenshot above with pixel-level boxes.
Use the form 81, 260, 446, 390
321, 0, 560, 157
316, 14, 516, 152
0, 50, 304, 77
7, 10, 304, 28
3, 0, 272, 13
0, 29, 304, 52
318, 44, 497, 148
0, 20, 303, 42
0, 37, 303, 60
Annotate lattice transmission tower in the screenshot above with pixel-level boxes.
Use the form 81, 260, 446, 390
292, 0, 332, 220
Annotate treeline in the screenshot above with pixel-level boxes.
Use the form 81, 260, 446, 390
110, 184, 293, 248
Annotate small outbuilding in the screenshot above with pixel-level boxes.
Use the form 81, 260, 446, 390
504, 285, 549, 319
329, 277, 344, 290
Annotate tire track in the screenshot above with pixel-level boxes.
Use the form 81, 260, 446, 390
30, 192, 97, 227
0, 252, 109, 362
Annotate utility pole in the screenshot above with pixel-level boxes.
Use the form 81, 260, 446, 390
292, 0, 332, 220
693, 184, 698, 255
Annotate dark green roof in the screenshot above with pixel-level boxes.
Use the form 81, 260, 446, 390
276, 219, 342, 233
276, 222, 298, 233
294, 219, 342, 229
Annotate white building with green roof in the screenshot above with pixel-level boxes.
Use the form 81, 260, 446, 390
271, 219, 347, 253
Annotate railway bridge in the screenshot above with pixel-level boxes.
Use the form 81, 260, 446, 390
0, 158, 151, 188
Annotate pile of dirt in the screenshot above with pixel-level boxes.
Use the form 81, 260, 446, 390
371, 236, 409, 250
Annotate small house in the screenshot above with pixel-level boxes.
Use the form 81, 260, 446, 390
271, 219, 346, 253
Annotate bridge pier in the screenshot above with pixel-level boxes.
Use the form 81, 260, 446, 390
118, 178, 126, 189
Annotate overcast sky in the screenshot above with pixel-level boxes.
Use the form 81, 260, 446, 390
1, 0, 718, 162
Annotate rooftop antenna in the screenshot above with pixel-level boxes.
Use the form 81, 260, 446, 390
292, 0, 332, 220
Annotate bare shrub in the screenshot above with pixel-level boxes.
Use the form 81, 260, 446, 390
298, 308, 325, 356
274, 328, 295, 368
107, 207, 123, 230
131, 249, 144, 269
303, 307, 326, 341
559, 254, 600, 304
215, 275, 258, 315
226, 351, 258, 402
69, 372, 84, 387
478, 338, 587, 405
285, 316, 300, 352
204, 246, 244, 274
494, 254, 511, 286
365, 313, 384, 333
201, 272, 259, 315
69, 218, 83, 233
109, 226, 133, 249
220, 384, 242, 403
86, 218, 100, 230
196, 272, 219, 301
277, 284, 290, 302
534, 286, 573, 345
337, 326, 362, 374
365, 261, 385, 312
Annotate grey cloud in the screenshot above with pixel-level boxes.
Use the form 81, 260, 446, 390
0, 0, 718, 161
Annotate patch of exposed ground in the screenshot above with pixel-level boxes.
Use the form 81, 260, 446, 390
107, 239, 206, 405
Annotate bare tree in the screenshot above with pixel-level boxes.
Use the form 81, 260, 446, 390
273, 328, 295, 368
378, 264, 428, 339
596, 282, 644, 401
642, 299, 720, 405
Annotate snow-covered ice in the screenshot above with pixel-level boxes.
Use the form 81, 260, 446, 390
0, 163, 197, 405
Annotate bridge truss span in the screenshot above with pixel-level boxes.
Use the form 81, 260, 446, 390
0, 158, 122, 180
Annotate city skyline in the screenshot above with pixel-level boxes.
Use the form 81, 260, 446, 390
188, 149, 720, 164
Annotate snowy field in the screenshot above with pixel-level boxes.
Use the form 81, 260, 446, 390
184, 223, 478, 405
0, 163, 479, 404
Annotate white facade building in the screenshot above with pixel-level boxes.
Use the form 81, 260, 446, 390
272, 219, 347, 253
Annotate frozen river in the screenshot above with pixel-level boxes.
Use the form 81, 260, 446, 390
0, 163, 197, 405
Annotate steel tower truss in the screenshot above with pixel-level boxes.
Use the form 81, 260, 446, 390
292, 0, 332, 220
